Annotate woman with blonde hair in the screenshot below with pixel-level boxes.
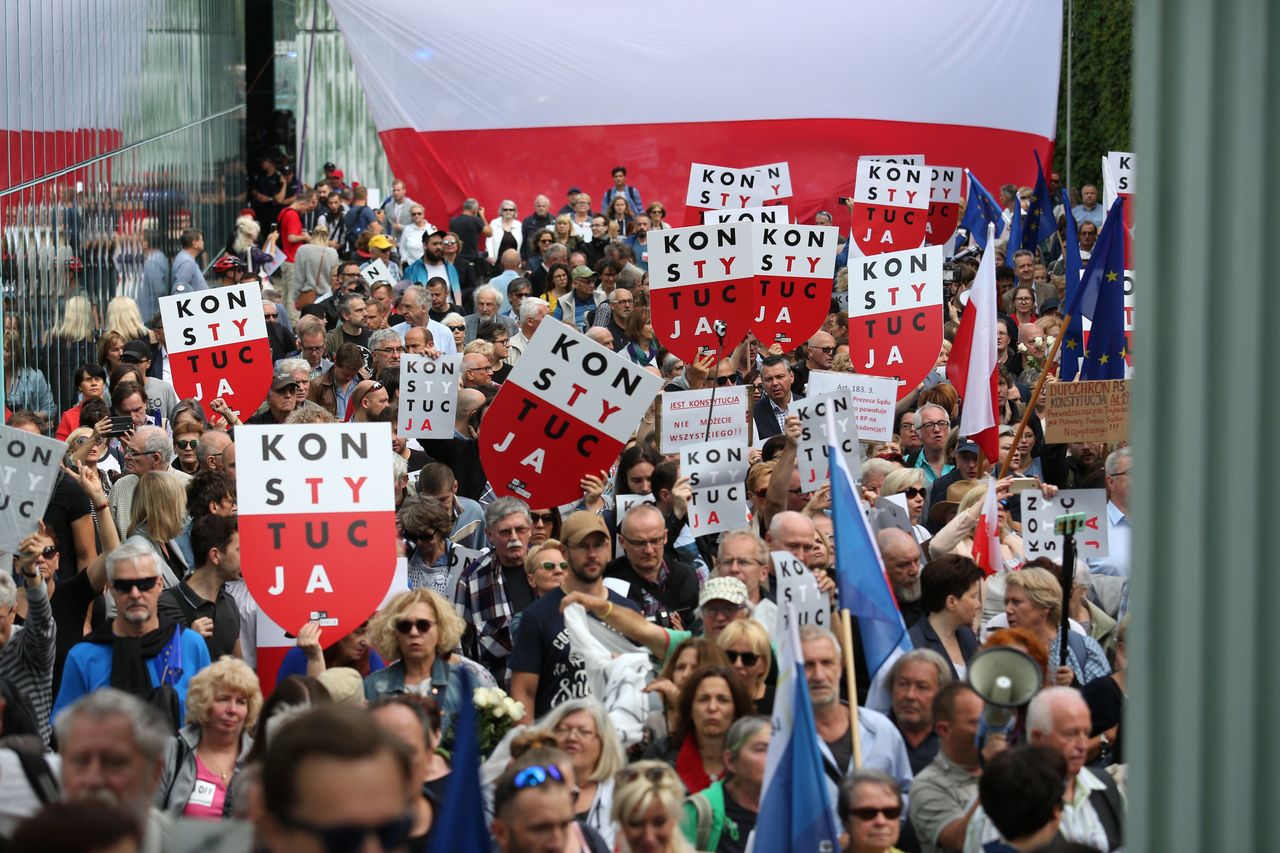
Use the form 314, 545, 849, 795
612, 761, 694, 853
128, 469, 190, 587
156, 656, 262, 818
97, 330, 127, 375
487, 199, 524, 267
538, 698, 628, 845
105, 295, 148, 341
553, 213, 581, 253
881, 467, 930, 542
294, 225, 339, 295
928, 478, 1022, 566
364, 588, 479, 733
43, 293, 98, 407
715, 619, 774, 715
229, 214, 275, 272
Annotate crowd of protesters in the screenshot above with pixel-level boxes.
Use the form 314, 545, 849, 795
0, 154, 1129, 853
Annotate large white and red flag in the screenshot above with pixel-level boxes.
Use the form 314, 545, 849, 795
325, 0, 1062, 226
947, 224, 1000, 462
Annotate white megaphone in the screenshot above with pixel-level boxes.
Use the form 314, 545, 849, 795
967, 646, 1042, 730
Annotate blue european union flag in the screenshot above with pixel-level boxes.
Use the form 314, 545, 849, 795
1059, 188, 1086, 381
959, 171, 1003, 250
1022, 151, 1058, 251
1078, 198, 1127, 380
429, 668, 489, 853
1006, 194, 1023, 264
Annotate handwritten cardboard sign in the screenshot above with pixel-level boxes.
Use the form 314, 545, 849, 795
1043, 379, 1131, 443
804, 370, 897, 443
656, 386, 752, 453
845, 244, 944, 398
397, 354, 461, 438
160, 283, 271, 422
237, 423, 397, 645
480, 323, 661, 507
0, 425, 65, 553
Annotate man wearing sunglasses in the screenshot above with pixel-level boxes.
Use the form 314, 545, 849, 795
53, 538, 212, 728
258, 704, 416, 853
792, 330, 837, 397
491, 761, 576, 853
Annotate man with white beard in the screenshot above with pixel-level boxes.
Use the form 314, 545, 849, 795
878, 527, 926, 628
57, 689, 174, 853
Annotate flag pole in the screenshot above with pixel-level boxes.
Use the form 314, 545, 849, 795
997, 312, 1072, 478
839, 608, 863, 768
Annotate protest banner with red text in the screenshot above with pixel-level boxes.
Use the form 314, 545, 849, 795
656, 385, 752, 453
925, 165, 965, 246
238, 423, 397, 647
684, 162, 791, 225
681, 441, 751, 536
480, 323, 662, 507
705, 205, 791, 224
398, 354, 461, 439
849, 159, 930, 256
846, 245, 945, 398
160, 283, 271, 423
647, 222, 754, 362
788, 390, 862, 491
748, 223, 840, 351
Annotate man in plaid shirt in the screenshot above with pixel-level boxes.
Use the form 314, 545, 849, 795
453, 497, 535, 690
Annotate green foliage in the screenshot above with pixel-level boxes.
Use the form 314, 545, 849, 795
1054, 0, 1134, 190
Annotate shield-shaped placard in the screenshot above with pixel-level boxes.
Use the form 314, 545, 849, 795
748, 223, 839, 352
849, 159, 930, 257
647, 222, 754, 363
846, 245, 944, 399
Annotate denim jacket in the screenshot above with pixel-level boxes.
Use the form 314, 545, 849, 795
364, 657, 468, 737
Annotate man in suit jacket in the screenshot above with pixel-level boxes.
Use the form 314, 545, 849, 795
751, 355, 796, 440
463, 284, 518, 344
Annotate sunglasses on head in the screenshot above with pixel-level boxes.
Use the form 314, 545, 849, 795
395, 618, 434, 635
849, 805, 902, 821
902, 487, 927, 499
112, 576, 159, 594
513, 764, 565, 790
277, 813, 413, 853
725, 650, 760, 667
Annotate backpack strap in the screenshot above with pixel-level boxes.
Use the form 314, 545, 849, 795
14, 748, 59, 806
687, 791, 714, 851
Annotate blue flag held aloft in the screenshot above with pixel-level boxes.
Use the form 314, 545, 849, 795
959, 170, 1004, 250
1006, 194, 1023, 264
1022, 150, 1058, 252
1078, 198, 1127, 380
1059, 188, 1086, 381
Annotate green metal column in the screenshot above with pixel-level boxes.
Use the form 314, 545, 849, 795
1130, 1, 1279, 850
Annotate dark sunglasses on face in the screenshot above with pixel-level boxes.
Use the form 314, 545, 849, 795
112, 576, 159, 594
850, 805, 902, 821
395, 618, 434, 635
716, 373, 741, 386
725, 650, 760, 667
529, 512, 555, 525
276, 813, 413, 853
174, 439, 200, 450
902, 487, 928, 499
539, 561, 569, 571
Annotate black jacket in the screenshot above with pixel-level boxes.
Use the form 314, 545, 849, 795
604, 555, 700, 626
752, 396, 784, 440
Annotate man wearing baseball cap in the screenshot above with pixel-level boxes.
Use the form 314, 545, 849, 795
509, 511, 641, 722
926, 437, 986, 532
119, 340, 178, 421
243, 373, 301, 425
551, 265, 606, 333
362, 234, 403, 283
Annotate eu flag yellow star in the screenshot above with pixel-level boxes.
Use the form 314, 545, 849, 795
1098, 353, 1110, 365
1105, 271, 1119, 282
1065, 337, 1078, 350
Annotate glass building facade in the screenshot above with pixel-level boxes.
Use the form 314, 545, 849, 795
1, 0, 245, 418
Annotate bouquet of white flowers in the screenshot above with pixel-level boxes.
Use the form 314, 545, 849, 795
1016, 335, 1056, 374
473, 686, 525, 756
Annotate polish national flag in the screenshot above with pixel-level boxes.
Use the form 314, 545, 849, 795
947, 224, 1001, 462
324, 0, 1062, 227
970, 477, 1002, 576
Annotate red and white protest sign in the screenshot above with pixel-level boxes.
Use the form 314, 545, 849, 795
849, 159, 929, 256
686, 162, 792, 210
705, 205, 791, 224
480, 323, 662, 508
397, 354, 461, 439
1021, 489, 1109, 562
846, 245, 944, 398
648, 222, 754, 362
925, 165, 965, 246
237, 423, 398, 646
859, 154, 925, 165
748, 223, 839, 351
160, 283, 271, 423
804, 371, 898, 444
681, 441, 751, 536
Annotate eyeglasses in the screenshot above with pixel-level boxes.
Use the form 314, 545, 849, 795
276, 813, 413, 853
648, 209, 664, 215
375, 345, 404, 354
412, 211, 425, 217
613, 297, 634, 305
702, 602, 744, 616
29, 545, 58, 560
446, 324, 465, 331
122, 446, 155, 458
538, 237, 553, 244
442, 240, 458, 247
538, 561, 569, 571
529, 512, 555, 525
621, 534, 665, 549
501, 207, 516, 212
301, 344, 326, 354
617, 766, 668, 785
553, 724, 598, 740
849, 805, 902, 821
513, 291, 532, 299
395, 618, 435, 635
112, 576, 159, 594
174, 439, 200, 450
725, 650, 760, 667
902, 487, 927, 499
513, 764, 566, 791
919, 420, 950, 432
467, 365, 494, 373
719, 556, 762, 568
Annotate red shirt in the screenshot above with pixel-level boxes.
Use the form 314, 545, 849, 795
278, 207, 305, 263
